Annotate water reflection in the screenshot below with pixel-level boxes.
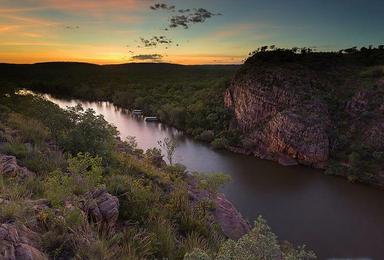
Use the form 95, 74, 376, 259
44, 94, 384, 259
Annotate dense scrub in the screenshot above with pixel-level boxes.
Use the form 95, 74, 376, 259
0, 93, 315, 259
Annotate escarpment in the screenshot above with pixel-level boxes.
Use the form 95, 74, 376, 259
225, 52, 384, 184
225, 64, 331, 168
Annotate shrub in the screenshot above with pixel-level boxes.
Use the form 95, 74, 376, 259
211, 137, 229, 150
216, 216, 316, 260
7, 113, 49, 145
165, 163, 187, 178
148, 217, 177, 258
106, 174, 157, 223
44, 153, 103, 207
2, 141, 28, 159
197, 130, 215, 142
0, 201, 33, 223
180, 232, 210, 257
184, 248, 211, 260
145, 147, 165, 167
194, 173, 231, 193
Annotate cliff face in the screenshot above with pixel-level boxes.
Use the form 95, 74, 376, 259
225, 64, 331, 168
225, 54, 384, 180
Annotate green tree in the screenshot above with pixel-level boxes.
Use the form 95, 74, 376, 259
62, 105, 118, 160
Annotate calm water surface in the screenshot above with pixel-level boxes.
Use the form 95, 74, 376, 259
45, 95, 384, 259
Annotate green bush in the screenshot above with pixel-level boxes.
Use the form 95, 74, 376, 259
216, 216, 316, 260
44, 153, 103, 207
2, 142, 28, 159
211, 137, 229, 150
197, 130, 215, 142
194, 173, 231, 193
60, 105, 119, 160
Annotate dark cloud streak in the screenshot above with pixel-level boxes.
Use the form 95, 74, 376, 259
131, 54, 163, 61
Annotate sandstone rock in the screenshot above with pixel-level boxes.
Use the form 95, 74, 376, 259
186, 176, 250, 240
0, 223, 47, 260
213, 193, 251, 240
83, 189, 119, 228
225, 66, 330, 168
345, 89, 384, 150
0, 154, 34, 178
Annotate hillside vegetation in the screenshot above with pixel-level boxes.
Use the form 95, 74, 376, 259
0, 92, 315, 259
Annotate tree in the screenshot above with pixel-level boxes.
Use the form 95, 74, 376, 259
62, 105, 119, 160
158, 137, 177, 165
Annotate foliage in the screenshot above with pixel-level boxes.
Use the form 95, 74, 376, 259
211, 137, 229, 150
184, 248, 212, 260
194, 173, 231, 193
215, 216, 316, 260
61, 105, 119, 159
44, 153, 103, 207
144, 147, 164, 167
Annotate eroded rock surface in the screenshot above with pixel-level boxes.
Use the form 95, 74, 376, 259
82, 189, 119, 228
187, 176, 250, 240
0, 223, 47, 260
225, 65, 331, 168
0, 154, 34, 178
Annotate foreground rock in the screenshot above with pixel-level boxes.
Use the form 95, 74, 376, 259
0, 223, 47, 260
0, 154, 34, 178
82, 189, 119, 228
187, 176, 250, 240
213, 193, 251, 240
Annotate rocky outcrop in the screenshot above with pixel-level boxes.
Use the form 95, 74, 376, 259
82, 189, 119, 228
213, 193, 251, 240
225, 65, 331, 168
346, 88, 384, 151
0, 154, 34, 178
187, 176, 250, 240
0, 223, 47, 260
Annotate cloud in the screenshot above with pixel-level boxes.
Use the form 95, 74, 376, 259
169, 8, 221, 29
149, 2, 221, 29
150, 3, 175, 11
139, 35, 173, 47
65, 25, 80, 30
131, 54, 163, 61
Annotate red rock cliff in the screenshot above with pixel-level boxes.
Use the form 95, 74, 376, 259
225, 64, 331, 168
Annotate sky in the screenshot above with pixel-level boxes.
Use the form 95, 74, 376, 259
0, 0, 383, 65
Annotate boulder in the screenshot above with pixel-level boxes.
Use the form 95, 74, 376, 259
213, 193, 251, 240
82, 189, 119, 228
187, 176, 250, 240
0, 222, 47, 260
0, 154, 34, 178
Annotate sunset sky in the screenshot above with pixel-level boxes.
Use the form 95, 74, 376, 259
1, 0, 383, 65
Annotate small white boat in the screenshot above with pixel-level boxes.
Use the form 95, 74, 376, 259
144, 116, 159, 122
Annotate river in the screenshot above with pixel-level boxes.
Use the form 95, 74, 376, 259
44, 94, 384, 259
